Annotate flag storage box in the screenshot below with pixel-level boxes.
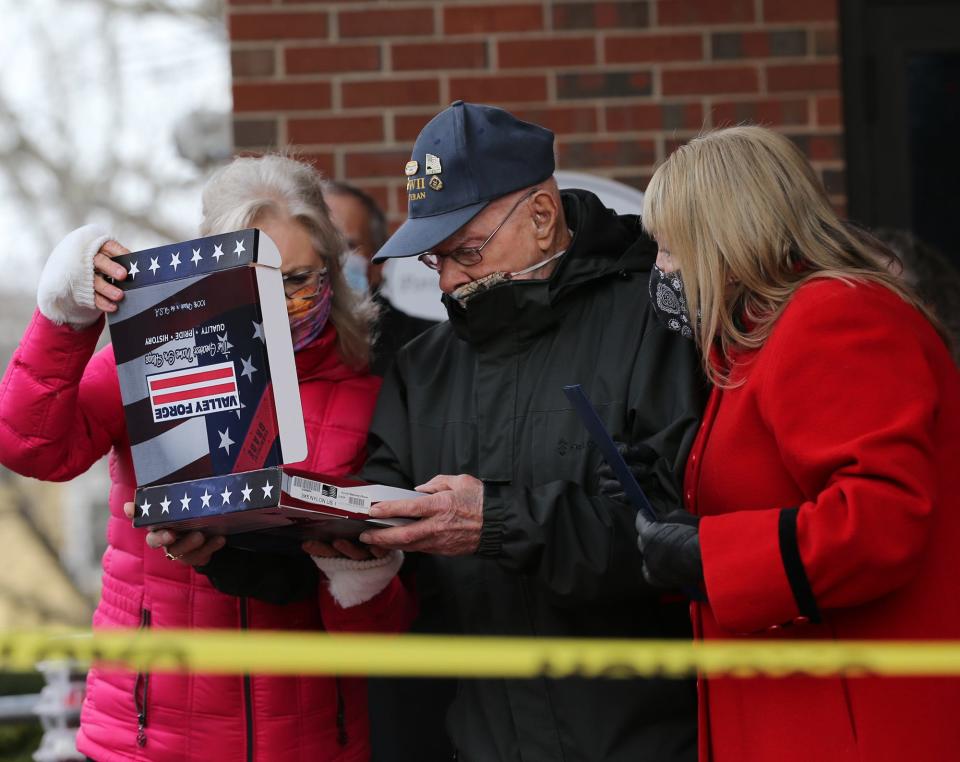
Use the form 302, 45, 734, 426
106, 228, 416, 542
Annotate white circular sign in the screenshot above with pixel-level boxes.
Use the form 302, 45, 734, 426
381, 255, 446, 321
554, 171, 645, 215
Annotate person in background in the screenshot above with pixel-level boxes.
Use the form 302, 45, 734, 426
874, 227, 960, 364
323, 180, 388, 294
620, 125, 960, 762
323, 181, 437, 376
0, 154, 415, 762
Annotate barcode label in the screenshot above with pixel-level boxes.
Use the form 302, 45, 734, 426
285, 474, 372, 513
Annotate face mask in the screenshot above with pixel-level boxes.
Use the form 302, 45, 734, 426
451, 250, 565, 306
648, 264, 695, 340
342, 252, 369, 293
288, 276, 333, 352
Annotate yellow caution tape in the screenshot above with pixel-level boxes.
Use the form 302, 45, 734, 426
2, 630, 960, 678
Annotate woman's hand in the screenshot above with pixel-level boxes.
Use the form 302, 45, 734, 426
37, 225, 130, 327
123, 501, 226, 566
635, 509, 703, 590
93, 240, 132, 313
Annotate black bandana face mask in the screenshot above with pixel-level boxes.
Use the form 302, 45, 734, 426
648, 264, 695, 340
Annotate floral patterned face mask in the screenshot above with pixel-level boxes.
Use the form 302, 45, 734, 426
648, 264, 695, 340
287, 273, 333, 352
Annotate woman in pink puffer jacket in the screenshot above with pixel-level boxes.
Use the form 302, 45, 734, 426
0, 155, 416, 761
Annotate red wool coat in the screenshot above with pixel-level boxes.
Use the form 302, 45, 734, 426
685, 279, 960, 762
0, 311, 416, 762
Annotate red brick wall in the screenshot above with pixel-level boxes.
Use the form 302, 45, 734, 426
228, 0, 843, 226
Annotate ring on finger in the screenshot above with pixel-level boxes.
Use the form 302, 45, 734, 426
165, 551, 182, 561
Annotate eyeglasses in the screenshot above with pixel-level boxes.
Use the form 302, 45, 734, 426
282, 268, 327, 300
418, 188, 539, 271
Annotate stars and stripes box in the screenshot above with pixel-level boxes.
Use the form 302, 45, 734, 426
107, 228, 417, 541
132, 469, 414, 543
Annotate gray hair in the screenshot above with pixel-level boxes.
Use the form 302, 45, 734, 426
199, 154, 377, 369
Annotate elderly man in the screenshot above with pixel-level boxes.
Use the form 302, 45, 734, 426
360, 101, 704, 761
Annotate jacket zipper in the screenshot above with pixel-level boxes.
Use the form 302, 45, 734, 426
238, 601, 348, 754
240, 597, 254, 762
133, 608, 151, 747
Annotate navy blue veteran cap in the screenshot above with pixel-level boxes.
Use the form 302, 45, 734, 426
372, 101, 555, 262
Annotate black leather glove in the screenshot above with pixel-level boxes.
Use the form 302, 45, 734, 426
635, 509, 703, 590
597, 441, 681, 517
196, 545, 319, 605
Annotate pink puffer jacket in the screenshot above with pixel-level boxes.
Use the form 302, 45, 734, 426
0, 311, 416, 762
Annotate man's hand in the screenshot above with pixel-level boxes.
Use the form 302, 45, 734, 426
93, 240, 131, 313
596, 442, 659, 504
123, 501, 226, 567
358, 474, 483, 556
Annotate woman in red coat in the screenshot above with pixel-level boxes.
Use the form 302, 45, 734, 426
0, 155, 415, 761
633, 126, 960, 761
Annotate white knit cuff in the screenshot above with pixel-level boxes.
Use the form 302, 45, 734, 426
37, 224, 113, 329
311, 550, 403, 609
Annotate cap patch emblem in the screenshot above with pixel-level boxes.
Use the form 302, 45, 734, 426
429, 175, 444, 191
425, 154, 442, 175
404, 160, 419, 176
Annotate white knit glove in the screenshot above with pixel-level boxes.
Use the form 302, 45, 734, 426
311, 550, 404, 608
37, 224, 114, 329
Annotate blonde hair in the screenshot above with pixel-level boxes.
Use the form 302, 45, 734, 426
199, 154, 377, 370
642, 125, 940, 385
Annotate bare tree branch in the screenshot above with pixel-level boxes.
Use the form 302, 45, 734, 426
0, 581, 89, 625
0, 0, 226, 610
99, 0, 223, 25
0, 470, 97, 613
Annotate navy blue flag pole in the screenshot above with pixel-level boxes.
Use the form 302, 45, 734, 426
562, 384, 658, 522
562, 384, 704, 601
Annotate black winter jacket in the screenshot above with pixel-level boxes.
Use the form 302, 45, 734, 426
361, 190, 706, 762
